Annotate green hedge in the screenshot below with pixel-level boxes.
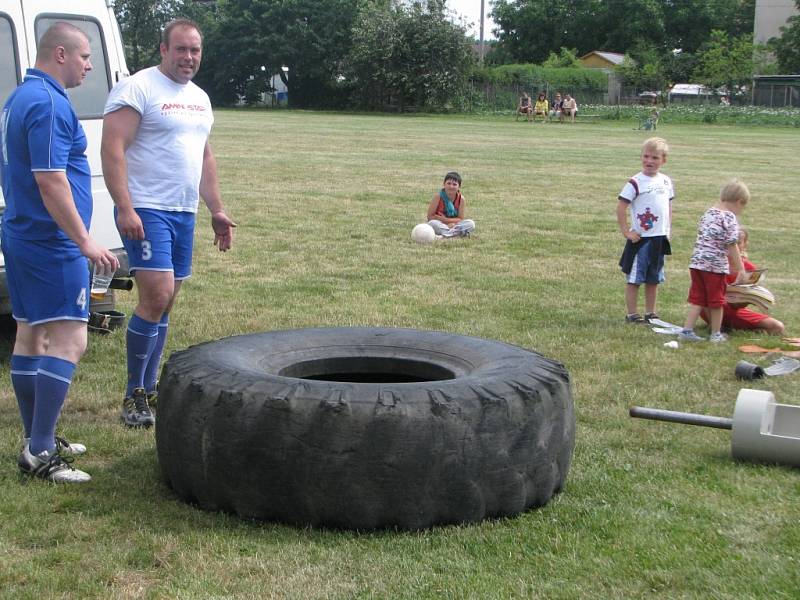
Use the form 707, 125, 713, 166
476, 64, 608, 92
582, 104, 800, 127
474, 103, 800, 127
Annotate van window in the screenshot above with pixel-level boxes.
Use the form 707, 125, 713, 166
0, 15, 19, 103
35, 16, 110, 119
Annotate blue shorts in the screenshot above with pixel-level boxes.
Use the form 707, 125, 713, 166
619, 236, 671, 285
2, 237, 89, 324
119, 208, 196, 280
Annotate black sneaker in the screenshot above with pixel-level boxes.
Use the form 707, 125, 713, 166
121, 388, 156, 428
18, 445, 91, 483
644, 312, 660, 323
625, 313, 646, 324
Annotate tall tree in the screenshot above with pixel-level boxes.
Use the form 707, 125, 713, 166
663, 0, 755, 54
693, 30, 756, 96
491, 1, 589, 63
193, 0, 369, 107
770, 1, 800, 73
491, 0, 755, 64
113, 0, 190, 72
347, 0, 476, 110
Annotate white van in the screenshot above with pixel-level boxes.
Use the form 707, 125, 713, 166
0, 0, 129, 314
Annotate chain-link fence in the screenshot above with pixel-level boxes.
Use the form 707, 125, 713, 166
752, 77, 800, 108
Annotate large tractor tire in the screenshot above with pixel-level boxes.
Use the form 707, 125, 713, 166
156, 327, 575, 530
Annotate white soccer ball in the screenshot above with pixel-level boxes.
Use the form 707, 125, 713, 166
411, 223, 436, 244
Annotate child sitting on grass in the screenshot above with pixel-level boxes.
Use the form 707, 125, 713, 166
426, 172, 475, 238
679, 179, 749, 343
701, 227, 785, 335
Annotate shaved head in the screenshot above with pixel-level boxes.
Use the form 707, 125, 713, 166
35, 22, 93, 89
38, 22, 89, 54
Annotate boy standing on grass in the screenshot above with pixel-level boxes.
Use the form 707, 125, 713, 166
679, 179, 749, 343
616, 137, 674, 324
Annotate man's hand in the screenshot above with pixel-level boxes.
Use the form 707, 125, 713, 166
211, 211, 236, 251
624, 230, 641, 243
79, 239, 120, 272
116, 207, 145, 240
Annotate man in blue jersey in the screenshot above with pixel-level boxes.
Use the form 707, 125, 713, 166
0, 22, 119, 483
102, 19, 235, 428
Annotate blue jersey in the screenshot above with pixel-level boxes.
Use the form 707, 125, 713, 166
0, 68, 92, 252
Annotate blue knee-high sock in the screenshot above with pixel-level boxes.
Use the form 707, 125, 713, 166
30, 356, 76, 456
10, 355, 41, 438
144, 313, 169, 394
126, 314, 160, 397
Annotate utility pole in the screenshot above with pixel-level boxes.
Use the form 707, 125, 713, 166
479, 0, 485, 64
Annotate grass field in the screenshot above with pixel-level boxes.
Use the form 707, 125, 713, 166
1, 111, 799, 599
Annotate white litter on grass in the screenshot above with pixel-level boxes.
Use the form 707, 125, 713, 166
663, 341, 679, 349
653, 326, 683, 335
650, 317, 683, 334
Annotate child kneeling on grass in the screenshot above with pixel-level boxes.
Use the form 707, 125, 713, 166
680, 179, 749, 343
426, 171, 475, 238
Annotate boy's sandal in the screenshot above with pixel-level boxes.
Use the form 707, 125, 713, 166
625, 313, 646, 324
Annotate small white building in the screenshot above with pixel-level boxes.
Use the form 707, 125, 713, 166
668, 83, 715, 103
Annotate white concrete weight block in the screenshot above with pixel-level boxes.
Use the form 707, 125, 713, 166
731, 389, 800, 467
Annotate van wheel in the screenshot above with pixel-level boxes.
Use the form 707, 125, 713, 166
156, 327, 575, 530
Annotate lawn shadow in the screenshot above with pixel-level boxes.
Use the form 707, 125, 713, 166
0, 315, 16, 364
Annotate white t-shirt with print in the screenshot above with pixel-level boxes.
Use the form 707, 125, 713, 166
104, 66, 214, 212
618, 172, 674, 237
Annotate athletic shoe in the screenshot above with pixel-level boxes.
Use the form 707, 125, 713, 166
121, 388, 156, 428
18, 445, 91, 483
22, 436, 87, 456
56, 436, 87, 455
625, 313, 646, 324
709, 332, 729, 343
644, 312, 660, 323
678, 329, 705, 342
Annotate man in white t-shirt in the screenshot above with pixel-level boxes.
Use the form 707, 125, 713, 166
101, 18, 236, 428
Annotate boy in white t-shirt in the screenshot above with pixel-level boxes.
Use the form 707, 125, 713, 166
616, 137, 674, 324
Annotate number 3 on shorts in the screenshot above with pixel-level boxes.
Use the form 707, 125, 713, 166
141, 240, 152, 261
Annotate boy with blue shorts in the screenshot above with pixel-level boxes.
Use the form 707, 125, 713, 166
616, 137, 674, 324
1, 23, 119, 482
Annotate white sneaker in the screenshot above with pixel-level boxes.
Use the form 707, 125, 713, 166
18, 445, 91, 483
678, 329, 705, 342
709, 332, 729, 343
22, 436, 87, 456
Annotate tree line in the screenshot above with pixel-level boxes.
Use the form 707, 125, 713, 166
114, 0, 800, 109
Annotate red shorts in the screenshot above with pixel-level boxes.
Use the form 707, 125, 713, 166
687, 269, 727, 308
723, 306, 769, 330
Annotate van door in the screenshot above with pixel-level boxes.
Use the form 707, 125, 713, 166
0, 1, 26, 312
24, 1, 127, 253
